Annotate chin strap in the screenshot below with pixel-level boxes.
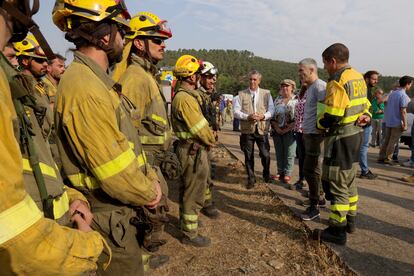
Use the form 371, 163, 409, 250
2, 0, 55, 60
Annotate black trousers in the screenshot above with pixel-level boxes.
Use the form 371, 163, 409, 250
240, 132, 270, 183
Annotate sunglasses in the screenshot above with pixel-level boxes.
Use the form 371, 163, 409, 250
32, 57, 47, 64
150, 37, 165, 46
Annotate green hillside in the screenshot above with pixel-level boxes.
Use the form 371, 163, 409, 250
160, 49, 399, 97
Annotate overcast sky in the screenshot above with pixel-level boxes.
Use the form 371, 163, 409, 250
34, 0, 413, 77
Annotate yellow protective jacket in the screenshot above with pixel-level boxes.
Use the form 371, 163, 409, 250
55, 51, 157, 206
0, 63, 107, 275
171, 86, 216, 146
42, 74, 57, 106
27, 75, 54, 140
317, 66, 371, 132
118, 54, 172, 151
0, 53, 87, 225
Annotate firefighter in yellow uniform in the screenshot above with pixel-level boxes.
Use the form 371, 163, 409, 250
198, 61, 220, 219
14, 33, 64, 169
0, 0, 108, 274
314, 43, 371, 245
2, 35, 96, 228
114, 12, 173, 254
42, 53, 66, 110
53, 0, 165, 274
13, 34, 54, 140
172, 55, 216, 247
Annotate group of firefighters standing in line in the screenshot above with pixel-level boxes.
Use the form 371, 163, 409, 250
0, 0, 221, 274
0, 0, 390, 275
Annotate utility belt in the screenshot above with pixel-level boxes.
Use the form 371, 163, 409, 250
175, 140, 209, 173
323, 122, 362, 137
174, 139, 210, 155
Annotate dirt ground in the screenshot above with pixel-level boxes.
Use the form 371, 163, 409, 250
154, 145, 354, 275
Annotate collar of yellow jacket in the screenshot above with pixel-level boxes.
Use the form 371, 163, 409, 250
74, 51, 115, 90
130, 54, 158, 76
176, 86, 203, 105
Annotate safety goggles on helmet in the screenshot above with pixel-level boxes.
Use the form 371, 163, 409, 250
200, 61, 218, 76
204, 67, 218, 76
126, 12, 172, 40
138, 20, 172, 38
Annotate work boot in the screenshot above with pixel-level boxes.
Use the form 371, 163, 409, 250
346, 215, 356, 234
201, 204, 220, 219
149, 255, 169, 269
301, 205, 320, 221
246, 180, 255, 189
181, 234, 211, 247
145, 239, 167, 252
313, 226, 347, 245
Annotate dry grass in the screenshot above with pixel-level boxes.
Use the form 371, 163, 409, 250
154, 145, 355, 275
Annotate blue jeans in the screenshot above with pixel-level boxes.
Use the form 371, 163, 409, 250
359, 125, 372, 174
272, 131, 296, 176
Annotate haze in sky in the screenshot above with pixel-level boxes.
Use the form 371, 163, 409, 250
34, 0, 413, 77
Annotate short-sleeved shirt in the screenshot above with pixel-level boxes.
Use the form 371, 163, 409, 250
303, 79, 326, 134
384, 88, 410, 127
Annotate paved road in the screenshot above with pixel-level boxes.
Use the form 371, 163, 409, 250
218, 124, 414, 276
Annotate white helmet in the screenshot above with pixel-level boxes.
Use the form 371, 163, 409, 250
201, 61, 218, 76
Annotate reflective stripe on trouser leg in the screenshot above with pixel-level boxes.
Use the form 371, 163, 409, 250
177, 144, 209, 239
142, 254, 150, 272
348, 195, 358, 217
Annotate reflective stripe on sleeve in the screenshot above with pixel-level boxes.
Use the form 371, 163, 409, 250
151, 114, 167, 125
22, 158, 57, 178
0, 195, 43, 244
52, 191, 70, 220
175, 131, 193, 139
324, 106, 345, 117
189, 118, 209, 135
67, 173, 100, 190
92, 148, 136, 181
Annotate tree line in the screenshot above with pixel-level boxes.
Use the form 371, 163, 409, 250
160, 49, 400, 98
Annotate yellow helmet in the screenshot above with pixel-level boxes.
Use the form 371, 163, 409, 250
173, 55, 201, 78
126, 12, 172, 40
52, 0, 131, 31
13, 33, 47, 60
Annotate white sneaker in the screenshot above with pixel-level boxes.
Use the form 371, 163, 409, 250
402, 160, 414, 167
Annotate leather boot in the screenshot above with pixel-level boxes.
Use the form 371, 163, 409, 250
181, 234, 211, 247
149, 255, 169, 269
201, 204, 220, 219
314, 226, 347, 245
346, 215, 356, 234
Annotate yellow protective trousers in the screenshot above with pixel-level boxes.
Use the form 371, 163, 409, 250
322, 125, 363, 227
176, 142, 209, 239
